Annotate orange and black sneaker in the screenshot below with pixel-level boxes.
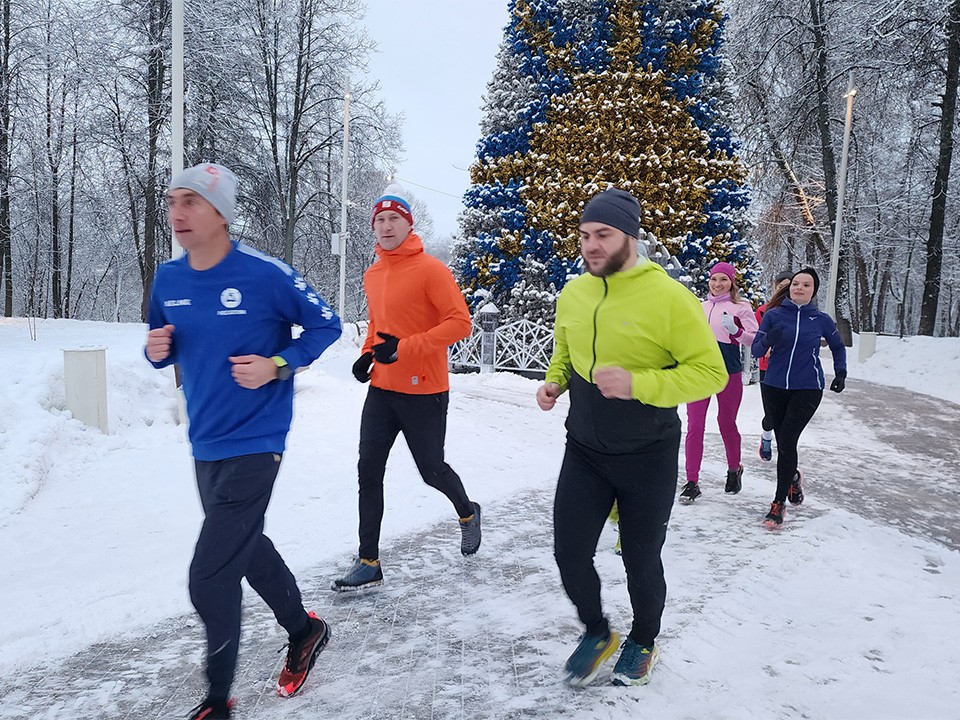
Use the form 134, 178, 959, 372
276, 611, 331, 698
187, 697, 235, 719
787, 470, 804, 505
763, 501, 785, 528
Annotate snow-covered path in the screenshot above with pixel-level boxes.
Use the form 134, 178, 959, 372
3, 462, 958, 719
2, 320, 960, 719
770, 376, 960, 550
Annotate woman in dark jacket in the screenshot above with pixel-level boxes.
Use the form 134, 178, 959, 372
754, 271, 793, 461
750, 268, 847, 527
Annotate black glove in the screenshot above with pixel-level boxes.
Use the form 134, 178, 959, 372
830, 369, 846, 393
372, 332, 399, 364
351, 352, 373, 383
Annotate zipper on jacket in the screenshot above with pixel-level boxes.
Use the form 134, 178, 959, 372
589, 279, 609, 381
784, 308, 801, 389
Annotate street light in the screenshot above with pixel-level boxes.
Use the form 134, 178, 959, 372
338, 81, 351, 321
825, 72, 857, 323
171, 0, 184, 259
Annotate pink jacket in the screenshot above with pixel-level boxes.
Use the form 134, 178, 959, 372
701, 294, 759, 347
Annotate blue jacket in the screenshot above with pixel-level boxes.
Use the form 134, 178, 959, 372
146, 241, 342, 460
751, 299, 846, 390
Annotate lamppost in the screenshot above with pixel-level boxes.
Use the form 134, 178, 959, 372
171, 0, 184, 259
337, 81, 351, 321
825, 72, 857, 324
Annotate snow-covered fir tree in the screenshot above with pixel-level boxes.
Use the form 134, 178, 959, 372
455, 0, 755, 319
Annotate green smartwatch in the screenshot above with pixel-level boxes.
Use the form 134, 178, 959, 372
271, 355, 293, 381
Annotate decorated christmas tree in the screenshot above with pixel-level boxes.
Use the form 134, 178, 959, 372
455, 0, 756, 321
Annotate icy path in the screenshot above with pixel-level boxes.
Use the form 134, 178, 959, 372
809, 377, 960, 549
3, 474, 958, 720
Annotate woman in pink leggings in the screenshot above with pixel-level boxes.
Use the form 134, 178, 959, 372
679, 262, 758, 503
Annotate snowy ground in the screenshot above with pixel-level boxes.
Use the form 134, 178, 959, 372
1, 318, 958, 719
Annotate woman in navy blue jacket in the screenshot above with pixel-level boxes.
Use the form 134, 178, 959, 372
750, 268, 847, 527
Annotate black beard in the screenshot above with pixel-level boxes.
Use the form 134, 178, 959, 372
587, 235, 632, 277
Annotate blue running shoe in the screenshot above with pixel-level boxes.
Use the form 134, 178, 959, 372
563, 630, 620, 688
611, 639, 659, 686
331, 558, 383, 592
759, 436, 772, 461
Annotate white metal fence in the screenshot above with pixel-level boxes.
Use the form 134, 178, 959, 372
450, 312, 553, 376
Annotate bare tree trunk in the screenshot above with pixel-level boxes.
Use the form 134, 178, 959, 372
853, 241, 869, 331
875, 254, 892, 332
255, 0, 286, 257
749, 82, 829, 258
0, 0, 13, 317
140, 0, 169, 321
810, 0, 838, 234
898, 238, 918, 337
65, 114, 78, 317
810, 0, 854, 343
44, 6, 64, 318
108, 81, 147, 320
919, 0, 960, 336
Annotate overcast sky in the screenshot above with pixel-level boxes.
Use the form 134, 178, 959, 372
362, 2, 510, 239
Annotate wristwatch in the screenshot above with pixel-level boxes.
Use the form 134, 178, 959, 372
271, 355, 293, 381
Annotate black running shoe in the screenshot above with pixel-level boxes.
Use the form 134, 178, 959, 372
187, 697, 234, 719
276, 612, 330, 697
679, 481, 702, 504
763, 501, 785, 528
724, 465, 743, 494
787, 470, 804, 505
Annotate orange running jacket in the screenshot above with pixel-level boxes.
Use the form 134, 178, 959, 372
362, 232, 471, 394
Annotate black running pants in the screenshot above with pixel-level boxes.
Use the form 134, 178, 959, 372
553, 435, 678, 647
759, 384, 823, 502
191, 453, 309, 698
358, 387, 473, 560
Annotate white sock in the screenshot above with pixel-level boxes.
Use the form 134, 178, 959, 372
762, 430, 773, 441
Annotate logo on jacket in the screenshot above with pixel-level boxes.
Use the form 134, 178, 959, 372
221, 288, 242, 308
218, 287, 247, 316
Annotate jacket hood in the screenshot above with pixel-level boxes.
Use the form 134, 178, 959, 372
375, 231, 424, 261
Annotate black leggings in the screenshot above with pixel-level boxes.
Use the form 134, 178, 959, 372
553, 435, 678, 646
759, 384, 822, 502
358, 387, 473, 559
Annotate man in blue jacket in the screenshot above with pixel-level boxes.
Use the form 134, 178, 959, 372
145, 163, 342, 719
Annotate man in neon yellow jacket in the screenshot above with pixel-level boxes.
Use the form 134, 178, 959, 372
536, 188, 726, 688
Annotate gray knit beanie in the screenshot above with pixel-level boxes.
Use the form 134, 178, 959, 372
580, 188, 642, 238
168, 163, 237, 223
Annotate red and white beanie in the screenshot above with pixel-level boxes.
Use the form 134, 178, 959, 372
371, 183, 414, 228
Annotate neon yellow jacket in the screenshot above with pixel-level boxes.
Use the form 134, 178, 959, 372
546, 260, 727, 452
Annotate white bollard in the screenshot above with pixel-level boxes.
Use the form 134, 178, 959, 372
858, 332, 878, 363
478, 302, 499, 374
63, 347, 109, 433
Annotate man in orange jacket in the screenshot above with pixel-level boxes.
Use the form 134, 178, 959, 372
332, 184, 481, 592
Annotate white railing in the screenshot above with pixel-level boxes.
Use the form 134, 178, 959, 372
493, 318, 554, 372
450, 311, 553, 375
